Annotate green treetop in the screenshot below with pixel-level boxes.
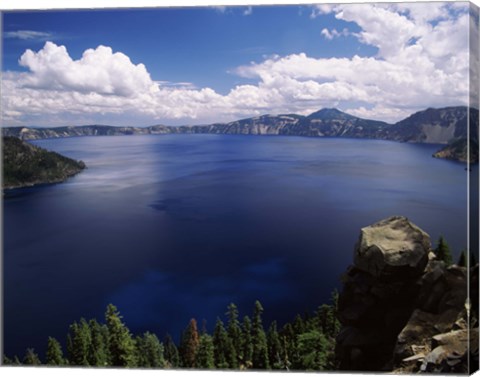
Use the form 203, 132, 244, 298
252, 300, 269, 369
23, 348, 41, 366
212, 317, 231, 369
87, 319, 110, 366
163, 333, 179, 368
67, 318, 92, 366
105, 304, 137, 367
196, 334, 215, 369
267, 321, 282, 369
135, 332, 165, 368
46, 337, 65, 366
226, 303, 242, 368
435, 235, 453, 266
241, 315, 254, 369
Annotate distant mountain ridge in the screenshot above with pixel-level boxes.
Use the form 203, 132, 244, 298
2, 106, 478, 162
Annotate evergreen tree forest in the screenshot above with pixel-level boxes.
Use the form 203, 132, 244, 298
3, 296, 340, 371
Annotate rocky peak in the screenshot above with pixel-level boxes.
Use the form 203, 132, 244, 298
335, 216, 477, 373
307, 108, 354, 120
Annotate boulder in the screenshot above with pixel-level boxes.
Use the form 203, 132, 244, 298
419, 328, 478, 373
394, 309, 438, 362
336, 216, 472, 373
431, 329, 468, 349
354, 216, 430, 279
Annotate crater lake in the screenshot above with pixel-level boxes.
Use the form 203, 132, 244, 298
3, 134, 473, 359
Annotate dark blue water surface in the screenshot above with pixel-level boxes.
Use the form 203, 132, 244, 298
3, 134, 473, 359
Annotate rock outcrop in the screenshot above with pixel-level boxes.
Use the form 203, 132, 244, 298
353, 216, 430, 279
433, 138, 479, 164
335, 216, 477, 373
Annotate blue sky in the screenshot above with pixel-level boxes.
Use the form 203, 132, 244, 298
1, 2, 475, 127
3, 7, 372, 94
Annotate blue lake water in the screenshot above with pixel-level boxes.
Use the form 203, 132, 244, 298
3, 134, 473, 359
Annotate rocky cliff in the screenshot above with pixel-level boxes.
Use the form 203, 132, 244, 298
2, 107, 478, 163
335, 216, 478, 373
386, 107, 471, 143
2, 136, 86, 189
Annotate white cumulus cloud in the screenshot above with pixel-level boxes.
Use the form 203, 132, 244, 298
1, 2, 474, 127
320, 28, 351, 40
17, 42, 158, 97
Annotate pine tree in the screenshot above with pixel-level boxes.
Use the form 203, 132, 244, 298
458, 249, 467, 267
435, 235, 453, 266
281, 322, 298, 369
226, 303, 241, 368
3, 355, 22, 365
316, 303, 339, 339
293, 314, 305, 334
196, 334, 215, 369
241, 315, 253, 369
212, 317, 230, 368
280, 335, 292, 371
143, 332, 165, 368
46, 337, 65, 365
330, 290, 340, 336
296, 330, 329, 370
67, 318, 92, 366
23, 348, 41, 365
105, 304, 137, 367
135, 332, 165, 368
317, 305, 331, 334
163, 333, 180, 368
251, 300, 269, 369
179, 318, 200, 368
267, 321, 282, 369
87, 319, 110, 366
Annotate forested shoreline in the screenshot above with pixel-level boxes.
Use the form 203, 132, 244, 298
2, 233, 468, 371
2, 296, 340, 371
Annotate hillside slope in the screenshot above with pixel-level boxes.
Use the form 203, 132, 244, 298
3, 137, 86, 189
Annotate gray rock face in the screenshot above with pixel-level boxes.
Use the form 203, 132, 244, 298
393, 263, 472, 373
3, 106, 476, 162
354, 216, 430, 279
394, 309, 440, 362
2, 106, 474, 143
335, 216, 474, 373
418, 328, 478, 373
